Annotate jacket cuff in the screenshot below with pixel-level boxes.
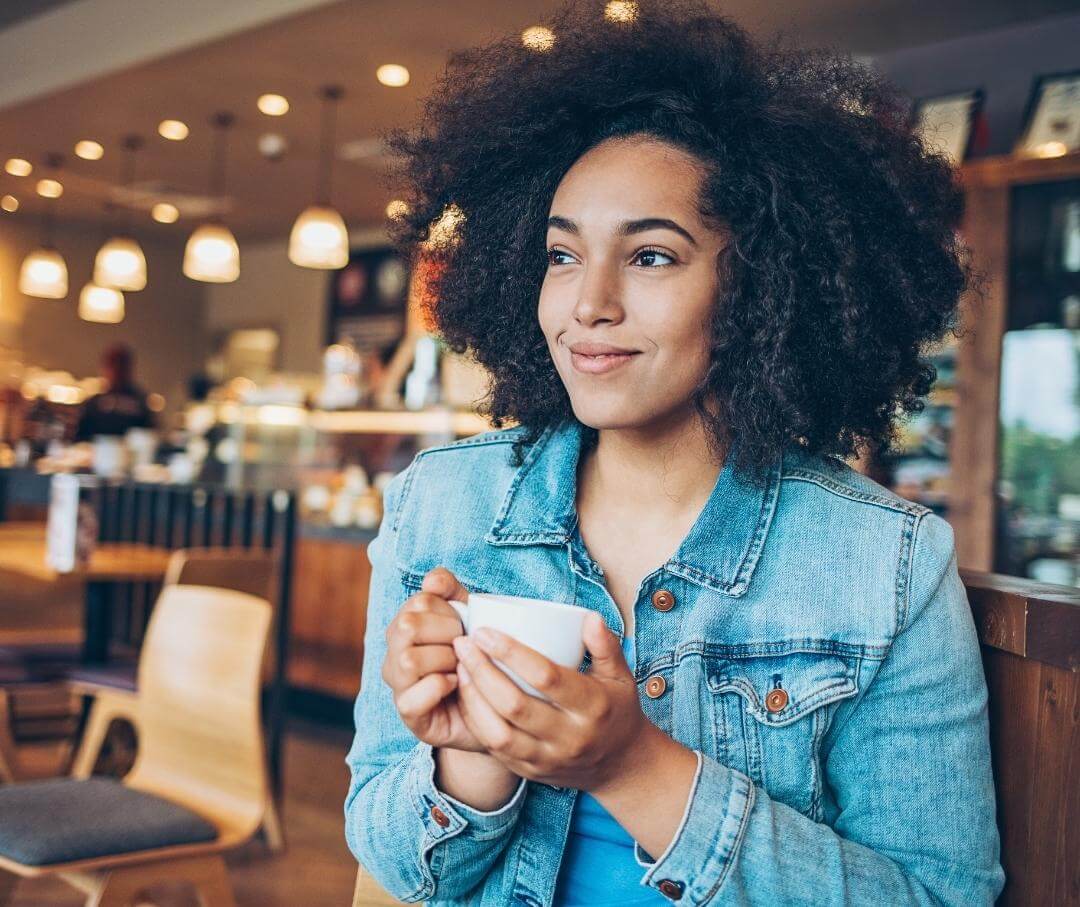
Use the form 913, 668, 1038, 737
639, 751, 756, 903
411, 743, 528, 843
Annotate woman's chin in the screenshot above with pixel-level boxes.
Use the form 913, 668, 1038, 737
569, 398, 653, 432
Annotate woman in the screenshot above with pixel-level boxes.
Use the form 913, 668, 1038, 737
344, 2, 1004, 904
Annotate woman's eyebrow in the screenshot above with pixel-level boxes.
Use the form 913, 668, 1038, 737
547, 215, 698, 247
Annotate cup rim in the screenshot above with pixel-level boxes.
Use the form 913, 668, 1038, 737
468, 592, 591, 617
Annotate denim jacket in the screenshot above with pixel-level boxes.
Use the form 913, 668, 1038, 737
344, 420, 1005, 906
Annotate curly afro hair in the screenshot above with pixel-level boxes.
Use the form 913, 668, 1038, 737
383, 0, 975, 483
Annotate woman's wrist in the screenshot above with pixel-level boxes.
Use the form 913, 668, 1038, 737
588, 723, 698, 857
434, 746, 521, 813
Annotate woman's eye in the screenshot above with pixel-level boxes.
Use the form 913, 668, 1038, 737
547, 248, 574, 266
633, 247, 675, 268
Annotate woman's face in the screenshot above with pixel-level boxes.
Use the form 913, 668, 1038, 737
538, 135, 730, 433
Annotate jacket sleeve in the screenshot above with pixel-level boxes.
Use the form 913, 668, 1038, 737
343, 462, 528, 903
634, 512, 1006, 905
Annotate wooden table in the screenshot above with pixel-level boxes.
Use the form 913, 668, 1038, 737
0, 524, 172, 662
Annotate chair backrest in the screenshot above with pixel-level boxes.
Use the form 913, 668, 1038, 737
961, 569, 1079, 907
352, 865, 403, 906
125, 583, 271, 842
163, 548, 277, 600
163, 548, 279, 681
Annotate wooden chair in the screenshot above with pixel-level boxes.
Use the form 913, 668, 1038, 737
961, 570, 1079, 906
0, 690, 17, 784
65, 547, 286, 852
0, 584, 270, 907
352, 864, 404, 906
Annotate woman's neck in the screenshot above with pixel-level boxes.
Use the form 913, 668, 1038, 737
578, 408, 727, 521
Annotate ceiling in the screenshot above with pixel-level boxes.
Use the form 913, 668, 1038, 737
1, 0, 1077, 242
0, 0, 78, 31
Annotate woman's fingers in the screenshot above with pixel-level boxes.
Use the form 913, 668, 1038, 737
456, 658, 543, 764
384, 643, 458, 688
454, 636, 564, 735
394, 671, 458, 722
468, 628, 581, 709
388, 599, 463, 647
421, 567, 471, 609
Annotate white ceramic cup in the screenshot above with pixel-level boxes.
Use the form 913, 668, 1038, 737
447, 593, 591, 699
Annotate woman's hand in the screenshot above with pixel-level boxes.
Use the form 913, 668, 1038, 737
451, 612, 658, 792
382, 567, 485, 753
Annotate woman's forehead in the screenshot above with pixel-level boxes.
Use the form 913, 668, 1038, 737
550, 138, 707, 230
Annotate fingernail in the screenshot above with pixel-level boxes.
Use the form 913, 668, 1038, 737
458, 662, 471, 684
454, 636, 474, 659
473, 627, 500, 652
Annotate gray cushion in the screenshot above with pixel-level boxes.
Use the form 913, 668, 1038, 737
0, 777, 218, 866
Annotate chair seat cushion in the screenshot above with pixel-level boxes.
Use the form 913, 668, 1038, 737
0, 777, 218, 866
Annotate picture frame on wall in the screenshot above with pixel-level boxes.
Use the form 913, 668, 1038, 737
1016, 70, 1080, 159
325, 246, 410, 355
911, 88, 984, 165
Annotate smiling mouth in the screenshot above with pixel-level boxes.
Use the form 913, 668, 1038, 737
568, 349, 640, 375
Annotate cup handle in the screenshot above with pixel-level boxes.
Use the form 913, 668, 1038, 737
447, 599, 468, 630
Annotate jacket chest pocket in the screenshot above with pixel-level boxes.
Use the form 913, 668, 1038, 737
706, 652, 859, 820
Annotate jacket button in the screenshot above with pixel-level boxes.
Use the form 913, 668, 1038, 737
651, 589, 676, 611
765, 688, 789, 713
430, 805, 450, 827
645, 675, 667, 698
658, 879, 685, 899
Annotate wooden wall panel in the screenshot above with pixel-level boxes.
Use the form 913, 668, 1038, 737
290, 537, 372, 654
952, 184, 1009, 571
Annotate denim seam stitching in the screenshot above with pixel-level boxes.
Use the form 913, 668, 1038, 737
700, 778, 757, 905
413, 428, 524, 458
653, 641, 888, 666
783, 471, 930, 517
390, 455, 422, 533
666, 458, 781, 595
897, 511, 921, 632
487, 424, 559, 539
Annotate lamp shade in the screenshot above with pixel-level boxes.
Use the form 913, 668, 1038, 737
78, 282, 125, 323
19, 247, 68, 298
288, 205, 348, 269
93, 236, 147, 291
183, 222, 240, 282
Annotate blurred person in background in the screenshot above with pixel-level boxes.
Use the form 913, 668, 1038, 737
74, 343, 156, 442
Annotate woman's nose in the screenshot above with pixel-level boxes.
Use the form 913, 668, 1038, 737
571, 266, 624, 326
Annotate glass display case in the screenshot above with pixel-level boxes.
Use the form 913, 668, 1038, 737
994, 178, 1080, 585
191, 403, 491, 533
876, 338, 957, 518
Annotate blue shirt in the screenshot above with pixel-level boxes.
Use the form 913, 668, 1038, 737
553, 634, 668, 906
345, 421, 1004, 905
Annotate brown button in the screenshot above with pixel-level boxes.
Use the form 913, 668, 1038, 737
430, 805, 450, 828
765, 688, 789, 713
645, 675, 667, 698
658, 879, 685, 900
651, 589, 676, 612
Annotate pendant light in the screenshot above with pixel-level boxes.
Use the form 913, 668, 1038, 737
184, 112, 240, 282
80, 203, 125, 323
94, 135, 147, 291
18, 153, 68, 299
289, 85, 348, 269
78, 282, 124, 323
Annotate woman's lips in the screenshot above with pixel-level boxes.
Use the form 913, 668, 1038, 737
569, 350, 639, 374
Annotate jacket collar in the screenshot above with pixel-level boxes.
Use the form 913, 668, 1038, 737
485, 420, 782, 597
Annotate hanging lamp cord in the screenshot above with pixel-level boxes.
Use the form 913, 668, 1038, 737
316, 85, 344, 206
210, 112, 235, 216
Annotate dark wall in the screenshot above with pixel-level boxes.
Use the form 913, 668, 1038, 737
872, 12, 1080, 158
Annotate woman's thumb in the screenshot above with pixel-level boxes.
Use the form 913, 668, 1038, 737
583, 612, 626, 677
